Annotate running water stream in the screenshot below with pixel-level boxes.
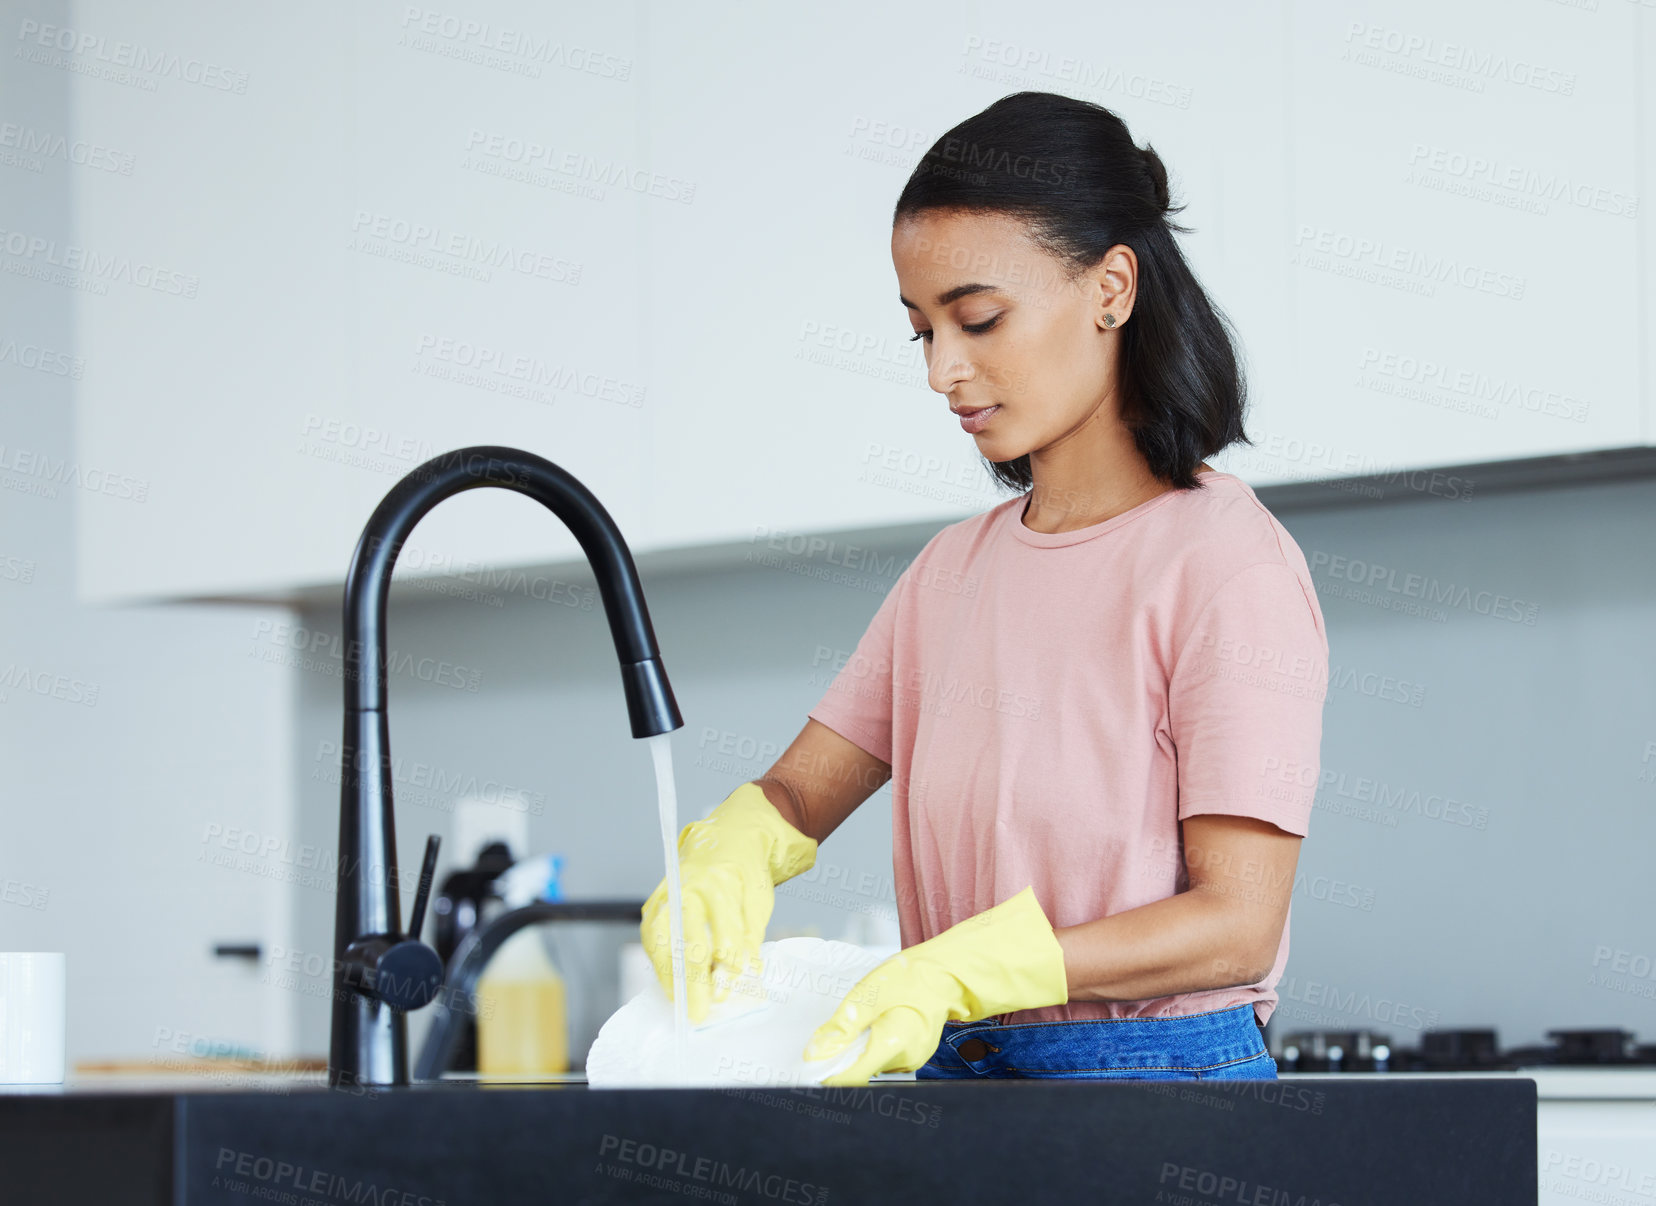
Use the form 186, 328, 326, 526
646, 732, 690, 1078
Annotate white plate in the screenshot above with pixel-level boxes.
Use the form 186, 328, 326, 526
586, 937, 886, 1088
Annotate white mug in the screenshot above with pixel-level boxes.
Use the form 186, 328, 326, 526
0, 952, 67, 1084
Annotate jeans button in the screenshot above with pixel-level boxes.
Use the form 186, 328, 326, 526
957, 1038, 991, 1061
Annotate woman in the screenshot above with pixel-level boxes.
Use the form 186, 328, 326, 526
642, 91, 1328, 1084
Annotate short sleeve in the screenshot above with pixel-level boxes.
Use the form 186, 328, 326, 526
1167, 561, 1329, 837
805, 572, 905, 766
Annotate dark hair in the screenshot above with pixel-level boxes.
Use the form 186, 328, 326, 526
893, 91, 1250, 493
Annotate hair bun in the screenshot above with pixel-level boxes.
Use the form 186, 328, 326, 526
1141, 144, 1170, 213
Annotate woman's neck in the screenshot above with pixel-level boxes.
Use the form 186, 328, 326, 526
1021, 458, 1214, 534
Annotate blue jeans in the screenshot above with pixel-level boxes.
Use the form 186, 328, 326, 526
916, 1003, 1278, 1080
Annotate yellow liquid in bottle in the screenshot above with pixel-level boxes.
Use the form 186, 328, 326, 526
476, 971, 569, 1078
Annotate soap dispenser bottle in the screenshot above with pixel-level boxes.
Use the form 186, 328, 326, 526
475, 855, 569, 1078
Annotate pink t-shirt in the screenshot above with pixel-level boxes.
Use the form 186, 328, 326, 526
806, 469, 1329, 1027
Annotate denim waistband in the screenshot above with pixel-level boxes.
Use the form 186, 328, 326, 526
918, 1003, 1274, 1079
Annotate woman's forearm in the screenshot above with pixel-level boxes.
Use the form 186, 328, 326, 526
753, 776, 814, 840
1052, 886, 1280, 1003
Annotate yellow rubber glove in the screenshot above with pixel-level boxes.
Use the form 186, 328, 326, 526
802, 886, 1068, 1085
640, 780, 818, 1025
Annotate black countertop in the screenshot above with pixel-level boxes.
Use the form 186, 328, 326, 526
0, 1075, 1537, 1205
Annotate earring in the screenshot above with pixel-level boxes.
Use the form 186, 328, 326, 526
1103, 314, 1116, 328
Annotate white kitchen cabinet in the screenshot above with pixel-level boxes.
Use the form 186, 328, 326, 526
1211, 1, 1646, 490
635, 4, 1296, 550
71, 2, 648, 605
1532, 1071, 1656, 1206
69, 1, 1656, 604
1540, 1101, 1656, 1206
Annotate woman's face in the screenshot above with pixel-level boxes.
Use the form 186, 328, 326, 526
892, 209, 1135, 464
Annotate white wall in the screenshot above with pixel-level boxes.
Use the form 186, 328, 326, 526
287, 469, 1656, 1061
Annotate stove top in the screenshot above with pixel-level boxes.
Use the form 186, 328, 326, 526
1272, 1027, 1656, 1073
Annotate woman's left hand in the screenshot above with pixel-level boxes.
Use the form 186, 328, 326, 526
802, 886, 1070, 1086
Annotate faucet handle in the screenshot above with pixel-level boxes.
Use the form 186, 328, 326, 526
339, 834, 446, 1015
407, 834, 441, 940
341, 935, 444, 1013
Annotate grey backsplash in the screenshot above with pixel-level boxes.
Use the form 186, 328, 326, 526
293, 474, 1656, 1060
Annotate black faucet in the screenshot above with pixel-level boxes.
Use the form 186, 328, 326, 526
329, 446, 683, 1088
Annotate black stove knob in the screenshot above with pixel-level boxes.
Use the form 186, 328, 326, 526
1546, 1029, 1635, 1064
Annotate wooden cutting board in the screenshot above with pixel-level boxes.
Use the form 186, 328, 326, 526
73, 1057, 329, 1074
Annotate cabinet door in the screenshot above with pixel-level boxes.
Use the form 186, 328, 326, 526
0, 595, 299, 1065
1215, 0, 1643, 491
72, 2, 646, 604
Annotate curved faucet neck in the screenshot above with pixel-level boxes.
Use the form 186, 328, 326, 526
341, 446, 671, 715
329, 446, 682, 1088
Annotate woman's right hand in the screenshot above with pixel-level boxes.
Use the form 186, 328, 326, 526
640, 780, 819, 1024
